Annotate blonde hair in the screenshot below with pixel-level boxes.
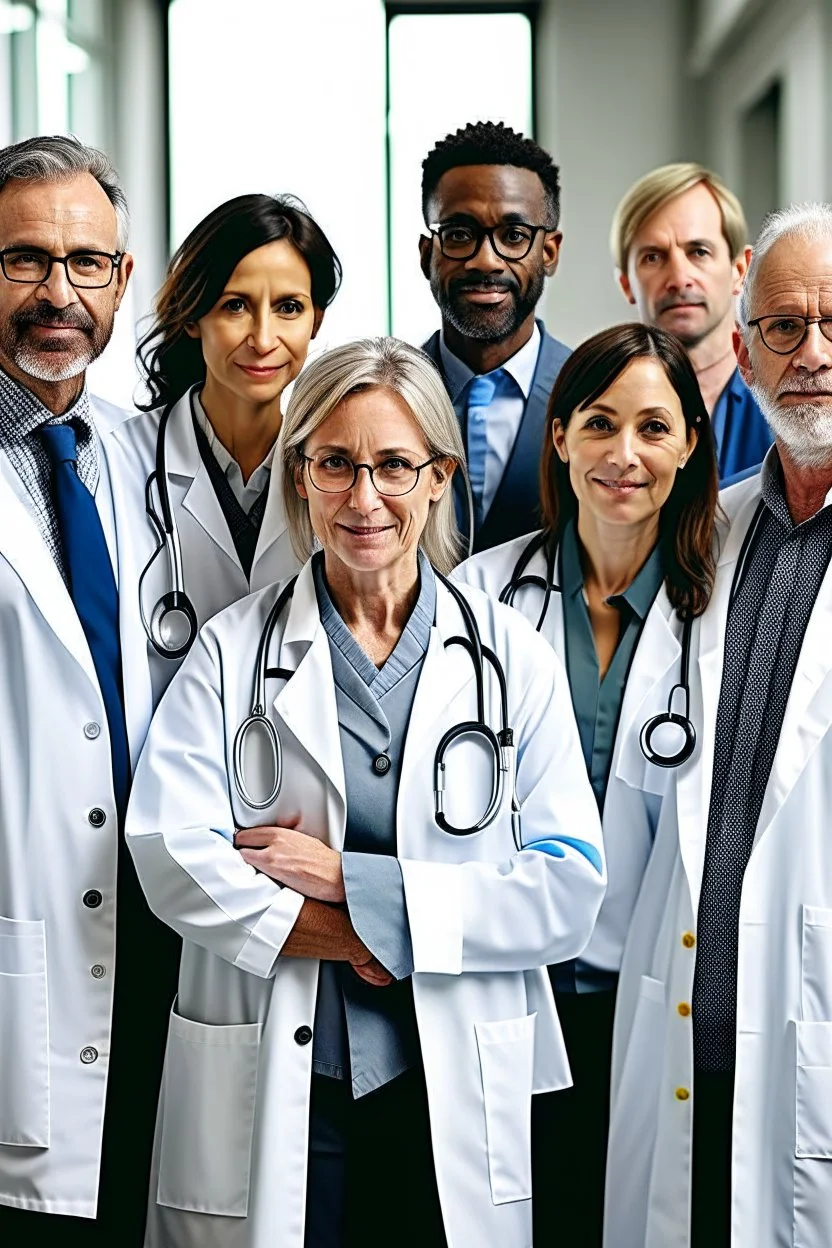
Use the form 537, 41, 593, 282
611, 162, 748, 272
280, 337, 465, 574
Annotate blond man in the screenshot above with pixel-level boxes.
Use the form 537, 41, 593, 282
612, 162, 772, 479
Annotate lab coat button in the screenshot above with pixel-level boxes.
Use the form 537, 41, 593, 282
88, 807, 106, 827
294, 1025, 313, 1045
80, 1046, 98, 1064
90, 964, 106, 979
682, 932, 696, 948
372, 753, 391, 775
675, 1087, 690, 1101
83, 889, 103, 909
83, 721, 101, 740
677, 1002, 691, 1017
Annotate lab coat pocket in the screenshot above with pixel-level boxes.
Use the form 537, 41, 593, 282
157, 1004, 261, 1216
795, 1021, 832, 1158
801, 906, 832, 1022
0, 915, 49, 1148
475, 1012, 536, 1205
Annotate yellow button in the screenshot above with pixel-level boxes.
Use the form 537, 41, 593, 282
677, 1002, 691, 1017
682, 932, 696, 948
675, 1087, 690, 1101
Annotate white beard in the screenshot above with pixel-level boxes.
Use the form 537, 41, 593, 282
749, 383, 832, 468
13, 342, 94, 382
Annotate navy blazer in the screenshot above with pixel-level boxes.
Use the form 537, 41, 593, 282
422, 319, 570, 553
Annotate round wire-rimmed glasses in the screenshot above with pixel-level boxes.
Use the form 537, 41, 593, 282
0, 247, 123, 289
302, 453, 440, 496
747, 314, 832, 355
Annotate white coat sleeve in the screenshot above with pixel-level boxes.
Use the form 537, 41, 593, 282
125, 630, 305, 979
399, 637, 606, 976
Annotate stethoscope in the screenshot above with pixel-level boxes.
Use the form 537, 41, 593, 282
232, 566, 522, 847
139, 397, 199, 660
497, 504, 767, 770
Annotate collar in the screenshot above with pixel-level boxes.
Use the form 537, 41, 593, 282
560, 517, 663, 619
760, 444, 832, 530
438, 322, 541, 405
0, 363, 93, 443
191, 388, 276, 476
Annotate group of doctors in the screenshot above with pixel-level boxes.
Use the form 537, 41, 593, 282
0, 118, 830, 1248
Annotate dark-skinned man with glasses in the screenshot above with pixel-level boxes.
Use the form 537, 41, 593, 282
0, 136, 178, 1247
419, 121, 569, 553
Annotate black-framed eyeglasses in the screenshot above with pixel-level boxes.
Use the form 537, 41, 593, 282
747, 314, 832, 355
427, 220, 556, 262
0, 247, 124, 289
302, 453, 439, 496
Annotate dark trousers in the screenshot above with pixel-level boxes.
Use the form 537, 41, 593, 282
532, 987, 617, 1248
304, 1067, 447, 1248
691, 1069, 734, 1248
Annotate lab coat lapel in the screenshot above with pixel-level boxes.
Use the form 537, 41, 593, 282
251, 467, 289, 577
165, 393, 240, 568
0, 452, 98, 689
399, 578, 476, 792
753, 557, 832, 846
271, 561, 346, 814
613, 590, 681, 794
677, 488, 761, 907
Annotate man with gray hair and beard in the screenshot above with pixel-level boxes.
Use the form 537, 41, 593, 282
604, 201, 832, 1248
0, 135, 178, 1245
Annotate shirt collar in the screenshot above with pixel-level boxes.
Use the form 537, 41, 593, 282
760, 444, 832, 529
438, 322, 541, 405
0, 363, 93, 444
560, 517, 663, 619
191, 388, 275, 478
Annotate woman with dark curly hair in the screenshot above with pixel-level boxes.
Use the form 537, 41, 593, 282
111, 193, 341, 699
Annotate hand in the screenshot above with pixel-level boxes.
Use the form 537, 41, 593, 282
235, 825, 345, 903
350, 955, 394, 988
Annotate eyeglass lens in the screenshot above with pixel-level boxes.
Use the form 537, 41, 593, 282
438, 223, 537, 261
1, 249, 116, 288
307, 456, 421, 496
757, 316, 832, 353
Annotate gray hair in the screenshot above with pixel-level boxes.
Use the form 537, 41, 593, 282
0, 135, 129, 250
738, 202, 832, 332
280, 337, 465, 574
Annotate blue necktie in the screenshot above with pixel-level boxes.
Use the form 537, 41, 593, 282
465, 371, 502, 529
40, 422, 130, 816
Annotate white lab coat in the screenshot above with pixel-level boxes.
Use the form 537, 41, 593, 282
125, 560, 607, 1248
605, 473, 832, 1248
0, 397, 153, 1217
455, 531, 684, 976
108, 389, 300, 702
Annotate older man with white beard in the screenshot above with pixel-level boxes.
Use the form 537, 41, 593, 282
604, 202, 832, 1248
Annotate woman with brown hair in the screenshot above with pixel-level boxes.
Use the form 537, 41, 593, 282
455, 321, 720, 1246
110, 193, 341, 700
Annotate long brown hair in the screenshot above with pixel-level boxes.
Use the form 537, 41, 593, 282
539, 323, 718, 618
136, 193, 341, 411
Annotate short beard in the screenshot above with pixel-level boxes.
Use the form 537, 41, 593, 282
0, 304, 112, 383
430, 269, 545, 344
750, 381, 832, 469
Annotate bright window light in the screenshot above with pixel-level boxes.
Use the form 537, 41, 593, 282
388, 12, 533, 346
0, 3, 34, 35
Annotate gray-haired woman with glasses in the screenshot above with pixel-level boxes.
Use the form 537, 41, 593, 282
126, 337, 604, 1248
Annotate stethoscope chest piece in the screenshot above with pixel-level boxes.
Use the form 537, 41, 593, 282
233, 708, 283, 811
149, 589, 198, 660
639, 704, 696, 769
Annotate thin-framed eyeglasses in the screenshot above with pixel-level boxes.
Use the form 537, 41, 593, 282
0, 247, 124, 289
427, 220, 556, 262
747, 314, 832, 355
302, 452, 440, 496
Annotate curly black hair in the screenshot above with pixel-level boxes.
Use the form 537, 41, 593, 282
421, 120, 561, 227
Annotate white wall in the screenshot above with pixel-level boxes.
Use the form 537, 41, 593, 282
534, 0, 689, 349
